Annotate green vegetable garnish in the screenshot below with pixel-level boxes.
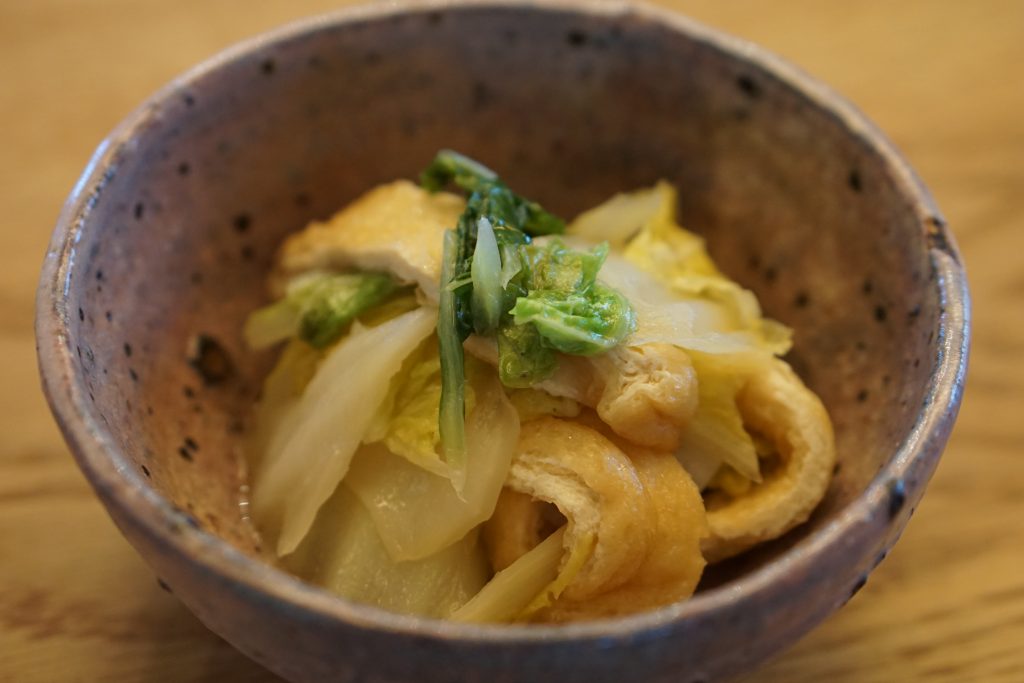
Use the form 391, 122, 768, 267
510, 283, 636, 356
437, 230, 469, 474
420, 150, 566, 238
507, 240, 635, 356
423, 150, 564, 480
421, 150, 636, 472
524, 239, 609, 292
244, 272, 402, 350
496, 323, 558, 388
470, 218, 503, 334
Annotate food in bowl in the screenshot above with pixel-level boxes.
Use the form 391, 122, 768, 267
243, 150, 836, 623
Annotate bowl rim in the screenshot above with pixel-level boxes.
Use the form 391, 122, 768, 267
36, 0, 970, 644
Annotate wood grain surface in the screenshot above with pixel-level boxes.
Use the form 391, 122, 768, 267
2, 1, 1021, 681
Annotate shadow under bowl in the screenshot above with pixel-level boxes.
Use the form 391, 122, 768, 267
36, 2, 969, 682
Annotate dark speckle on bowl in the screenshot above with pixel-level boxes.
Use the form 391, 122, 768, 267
566, 29, 588, 47
887, 478, 907, 518
187, 334, 234, 385
848, 169, 862, 192
736, 74, 761, 99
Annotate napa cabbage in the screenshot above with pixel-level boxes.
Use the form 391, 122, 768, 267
285, 486, 488, 618
251, 307, 437, 556
244, 271, 403, 350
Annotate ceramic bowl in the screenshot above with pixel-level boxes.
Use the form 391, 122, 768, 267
36, 2, 969, 681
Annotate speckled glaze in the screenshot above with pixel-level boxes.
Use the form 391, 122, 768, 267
36, 2, 969, 681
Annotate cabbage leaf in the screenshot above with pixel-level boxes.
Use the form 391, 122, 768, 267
503, 239, 636, 363
566, 182, 666, 247
451, 527, 566, 623
244, 271, 403, 350
251, 307, 437, 556
363, 338, 477, 478
285, 485, 488, 618
246, 339, 322, 477
345, 365, 520, 561
617, 183, 792, 356
496, 323, 558, 388
510, 283, 635, 356
675, 353, 761, 483
470, 217, 503, 333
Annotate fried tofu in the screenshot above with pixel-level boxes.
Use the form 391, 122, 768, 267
272, 180, 464, 301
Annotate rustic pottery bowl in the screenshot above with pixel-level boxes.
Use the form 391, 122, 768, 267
36, 1, 969, 681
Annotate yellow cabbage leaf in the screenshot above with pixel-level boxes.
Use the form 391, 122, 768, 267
575, 181, 792, 357
518, 529, 595, 619
285, 485, 488, 618
246, 339, 323, 478
251, 307, 437, 556
567, 184, 666, 247
452, 526, 596, 623
364, 338, 478, 478
345, 366, 519, 561
451, 527, 566, 623
675, 352, 761, 485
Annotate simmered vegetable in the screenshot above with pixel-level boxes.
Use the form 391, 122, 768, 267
345, 366, 519, 561
252, 307, 437, 555
451, 527, 567, 623
422, 151, 634, 484
245, 271, 403, 350
287, 485, 489, 618
243, 154, 836, 624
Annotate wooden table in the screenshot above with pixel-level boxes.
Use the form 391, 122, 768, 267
2, 1, 1020, 681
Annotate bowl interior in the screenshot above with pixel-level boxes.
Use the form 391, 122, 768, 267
59, 4, 941, 593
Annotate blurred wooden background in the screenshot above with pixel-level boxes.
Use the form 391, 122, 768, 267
1, 1, 1021, 681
